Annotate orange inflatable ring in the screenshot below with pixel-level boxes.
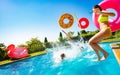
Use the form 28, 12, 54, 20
59, 13, 74, 29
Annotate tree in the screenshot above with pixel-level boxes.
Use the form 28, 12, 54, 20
81, 30, 87, 34
77, 32, 80, 36
0, 43, 8, 61
68, 31, 74, 37
44, 37, 52, 48
60, 32, 63, 38
112, 32, 115, 35
44, 37, 48, 43
115, 30, 120, 37
58, 32, 64, 42
26, 37, 45, 53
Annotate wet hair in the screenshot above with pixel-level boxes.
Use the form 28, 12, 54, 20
61, 53, 65, 60
93, 5, 102, 11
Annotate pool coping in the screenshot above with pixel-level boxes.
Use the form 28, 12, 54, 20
110, 44, 120, 65
0, 50, 47, 66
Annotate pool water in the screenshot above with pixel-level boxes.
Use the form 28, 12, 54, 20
0, 42, 120, 75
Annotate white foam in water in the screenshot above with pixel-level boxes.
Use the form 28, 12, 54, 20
51, 35, 97, 65
52, 41, 87, 65
84, 54, 96, 59
52, 47, 82, 64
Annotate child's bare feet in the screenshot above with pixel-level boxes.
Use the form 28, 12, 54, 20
100, 56, 105, 61
98, 57, 101, 61
100, 52, 109, 61
104, 52, 109, 59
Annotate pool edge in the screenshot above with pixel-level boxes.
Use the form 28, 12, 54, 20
0, 50, 47, 66
110, 44, 120, 66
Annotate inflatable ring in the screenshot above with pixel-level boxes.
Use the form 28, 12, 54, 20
59, 13, 74, 29
93, 0, 120, 32
78, 18, 89, 29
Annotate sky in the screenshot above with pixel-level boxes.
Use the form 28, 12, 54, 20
0, 0, 102, 45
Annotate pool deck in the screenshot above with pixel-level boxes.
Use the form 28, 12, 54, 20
110, 44, 120, 65
0, 50, 47, 66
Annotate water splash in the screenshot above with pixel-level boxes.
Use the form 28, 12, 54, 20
47, 30, 97, 66
51, 37, 88, 65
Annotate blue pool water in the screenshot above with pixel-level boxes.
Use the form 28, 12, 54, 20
0, 42, 120, 75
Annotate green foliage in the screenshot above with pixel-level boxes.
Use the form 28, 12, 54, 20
78, 30, 97, 41
44, 42, 52, 48
59, 32, 63, 38
59, 31, 75, 43
58, 32, 65, 42
81, 30, 87, 34
115, 30, 120, 37
57, 29, 120, 43
68, 31, 74, 37
58, 30, 98, 42
17, 44, 27, 47
44, 37, 48, 43
26, 37, 45, 53
44, 37, 52, 48
81, 33, 94, 41
77, 32, 80, 36
0, 43, 8, 61
112, 32, 116, 35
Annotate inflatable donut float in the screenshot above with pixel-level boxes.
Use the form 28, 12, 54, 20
59, 13, 74, 29
78, 18, 89, 29
93, 0, 120, 32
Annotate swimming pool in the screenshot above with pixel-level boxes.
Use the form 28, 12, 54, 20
0, 42, 120, 75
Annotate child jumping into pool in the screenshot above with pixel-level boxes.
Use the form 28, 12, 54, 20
88, 5, 115, 61
60, 53, 66, 61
